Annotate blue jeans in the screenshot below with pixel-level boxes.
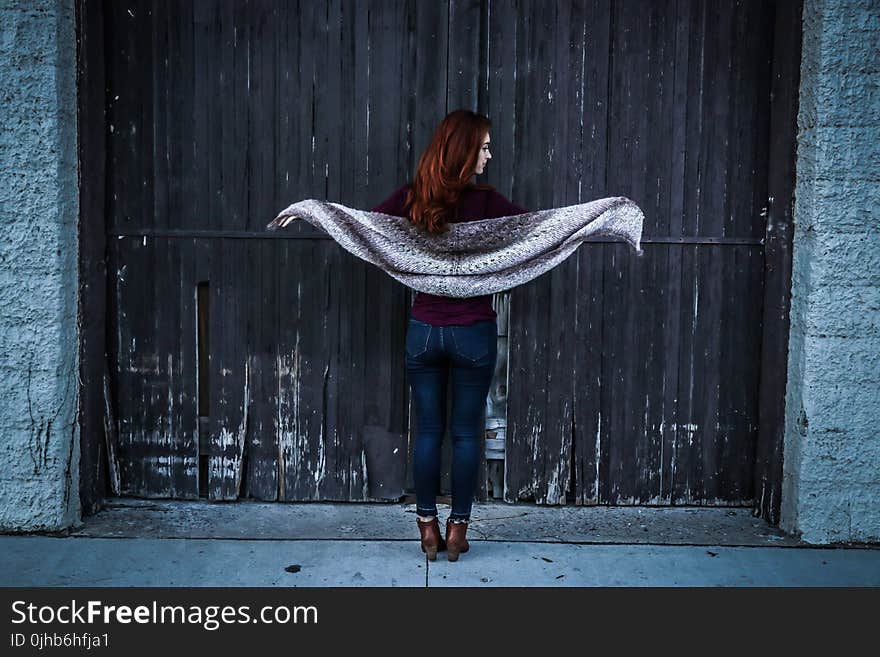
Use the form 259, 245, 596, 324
405, 317, 498, 522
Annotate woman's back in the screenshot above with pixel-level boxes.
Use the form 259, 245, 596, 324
371, 183, 527, 326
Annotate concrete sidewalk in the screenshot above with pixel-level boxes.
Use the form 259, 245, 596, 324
2, 499, 877, 587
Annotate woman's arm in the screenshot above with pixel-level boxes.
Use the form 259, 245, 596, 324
486, 190, 528, 217
370, 184, 410, 216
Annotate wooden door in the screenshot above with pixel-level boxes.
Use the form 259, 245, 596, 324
79, 0, 798, 518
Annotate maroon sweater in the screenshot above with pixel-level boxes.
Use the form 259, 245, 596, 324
371, 183, 528, 326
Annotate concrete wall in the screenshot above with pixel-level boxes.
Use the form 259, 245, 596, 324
0, 0, 81, 531
781, 0, 880, 544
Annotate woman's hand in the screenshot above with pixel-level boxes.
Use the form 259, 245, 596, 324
265, 214, 297, 231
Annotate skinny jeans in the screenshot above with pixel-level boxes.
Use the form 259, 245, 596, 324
405, 317, 497, 522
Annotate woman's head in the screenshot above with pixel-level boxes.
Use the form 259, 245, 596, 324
420, 109, 491, 182
404, 109, 494, 234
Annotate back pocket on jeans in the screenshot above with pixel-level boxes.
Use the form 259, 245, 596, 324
450, 322, 493, 362
405, 320, 432, 357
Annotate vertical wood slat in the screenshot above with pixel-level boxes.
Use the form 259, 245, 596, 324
599, 0, 622, 503
279, 241, 316, 500
206, 3, 249, 500
546, 0, 576, 505
105, 1, 135, 234
670, 4, 708, 504
245, 238, 279, 500
717, 2, 768, 502
151, 1, 168, 231
607, 0, 655, 504
113, 238, 199, 498
314, 0, 345, 497
243, 1, 280, 500
670, 0, 703, 501
659, 0, 688, 506
550, 0, 580, 503
640, 1, 673, 503
755, 0, 802, 524
107, 0, 205, 498
571, 0, 611, 504
447, 0, 481, 111
207, 237, 248, 501
485, 0, 521, 503
692, 0, 728, 503
360, 0, 410, 501
540, 0, 575, 505
506, 0, 571, 505
76, 0, 110, 513
344, 1, 369, 500
335, 0, 358, 499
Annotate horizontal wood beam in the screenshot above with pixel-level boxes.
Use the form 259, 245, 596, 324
110, 230, 765, 245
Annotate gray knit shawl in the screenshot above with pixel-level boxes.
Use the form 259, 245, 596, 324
267, 196, 645, 298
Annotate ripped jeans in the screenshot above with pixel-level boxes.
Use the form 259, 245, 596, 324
405, 317, 498, 523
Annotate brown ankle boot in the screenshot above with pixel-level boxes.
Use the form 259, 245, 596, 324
445, 519, 470, 562
417, 517, 445, 560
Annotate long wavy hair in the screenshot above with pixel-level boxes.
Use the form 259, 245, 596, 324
403, 109, 494, 234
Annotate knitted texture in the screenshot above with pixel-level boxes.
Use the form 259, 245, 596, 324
267, 196, 645, 298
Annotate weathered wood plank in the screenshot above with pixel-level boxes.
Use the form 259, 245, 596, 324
506, 0, 561, 504
242, 1, 280, 500
639, 1, 675, 504
77, 0, 110, 513
756, 0, 802, 523
112, 238, 199, 498
244, 238, 280, 500
571, 0, 611, 505
543, 0, 575, 506
693, 0, 729, 503
447, 0, 481, 111
206, 237, 249, 501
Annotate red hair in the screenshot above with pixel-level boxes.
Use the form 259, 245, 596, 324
403, 109, 494, 234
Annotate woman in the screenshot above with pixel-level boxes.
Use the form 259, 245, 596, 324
371, 109, 528, 562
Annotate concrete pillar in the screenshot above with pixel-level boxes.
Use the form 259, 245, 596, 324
782, 0, 880, 543
0, 0, 81, 531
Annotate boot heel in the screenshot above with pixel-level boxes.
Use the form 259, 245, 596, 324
418, 517, 443, 561
445, 520, 470, 562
